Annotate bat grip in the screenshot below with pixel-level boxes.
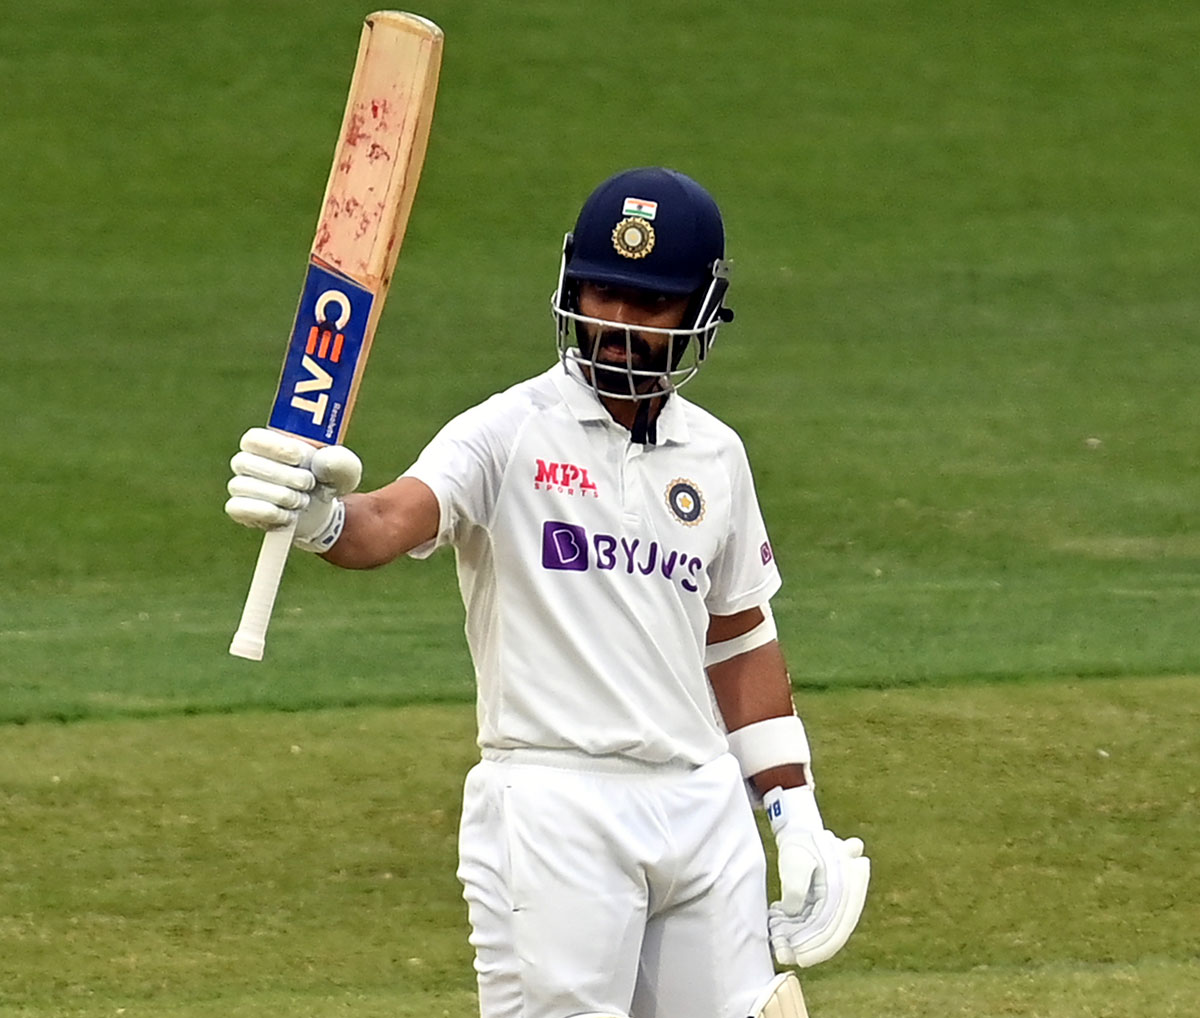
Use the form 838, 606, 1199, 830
229, 523, 297, 660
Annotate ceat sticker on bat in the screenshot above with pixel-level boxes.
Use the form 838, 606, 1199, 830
268, 258, 375, 446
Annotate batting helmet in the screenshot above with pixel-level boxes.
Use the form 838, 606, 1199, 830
551, 167, 733, 400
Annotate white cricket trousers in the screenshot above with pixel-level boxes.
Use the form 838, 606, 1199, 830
457, 750, 775, 1018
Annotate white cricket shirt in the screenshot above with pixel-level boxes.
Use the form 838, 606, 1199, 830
402, 363, 782, 767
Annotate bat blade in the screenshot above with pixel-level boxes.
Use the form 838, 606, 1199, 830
229, 11, 442, 661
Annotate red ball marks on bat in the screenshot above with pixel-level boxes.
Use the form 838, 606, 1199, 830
344, 110, 370, 147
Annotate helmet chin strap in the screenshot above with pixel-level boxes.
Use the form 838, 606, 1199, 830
630, 394, 658, 445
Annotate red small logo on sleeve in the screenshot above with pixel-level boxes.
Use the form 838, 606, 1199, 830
760, 542, 773, 565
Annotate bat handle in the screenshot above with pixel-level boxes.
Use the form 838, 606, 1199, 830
229, 523, 297, 660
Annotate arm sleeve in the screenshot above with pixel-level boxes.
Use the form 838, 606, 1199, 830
399, 394, 515, 559
705, 439, 782, 616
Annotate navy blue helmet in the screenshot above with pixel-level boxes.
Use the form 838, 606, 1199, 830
552, 167, 733, 400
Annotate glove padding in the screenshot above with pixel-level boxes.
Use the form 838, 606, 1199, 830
765, 785, 870, 968
225, 427, 362, 553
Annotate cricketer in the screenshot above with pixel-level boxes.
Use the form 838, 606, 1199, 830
225, 167, 870, 1018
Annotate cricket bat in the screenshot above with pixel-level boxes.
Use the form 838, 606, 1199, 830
229, 10, 443, 661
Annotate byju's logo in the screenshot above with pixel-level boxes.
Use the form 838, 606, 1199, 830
534, 459, 599, 498
540, 520, 704, 594
541, 522, 589, 572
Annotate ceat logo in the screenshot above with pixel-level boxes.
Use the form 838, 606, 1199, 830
534, 459, 599, 498
289, 288, 352, 427
268, 259, 373, 446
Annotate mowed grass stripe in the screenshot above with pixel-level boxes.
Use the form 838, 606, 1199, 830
2, 678, 1196, 1016
5, 961, 1199, 1018
4, 559, 1200, 723
807, 958, 1200, 1018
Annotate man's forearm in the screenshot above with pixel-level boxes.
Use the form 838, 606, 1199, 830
321, 477, 440, 570
708, 641, 808, 791
707, 639, 795, 730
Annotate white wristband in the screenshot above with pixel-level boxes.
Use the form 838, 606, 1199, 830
705, 604, 777, 667
726, 714, 813, 784
294, 498, 346, 553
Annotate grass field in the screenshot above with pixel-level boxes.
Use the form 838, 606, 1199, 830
4, 683, 1198, 1016
2, 0, 1198, 1014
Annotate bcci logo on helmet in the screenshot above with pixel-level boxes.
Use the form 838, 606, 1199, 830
612, 216, 655, 260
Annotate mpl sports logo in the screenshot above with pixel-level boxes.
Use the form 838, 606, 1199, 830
268, 258, 374, 445
541, 520, 704, 594
534, 459, 599, 498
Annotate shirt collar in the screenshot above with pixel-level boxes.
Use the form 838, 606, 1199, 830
549, 360, 610, 423
549, 360, 691, 446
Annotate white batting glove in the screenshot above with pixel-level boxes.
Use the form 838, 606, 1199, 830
225, 427, 362, 553
764, 785, 870, 968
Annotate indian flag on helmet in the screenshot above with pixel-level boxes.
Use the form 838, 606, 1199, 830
622, 196, 658, 220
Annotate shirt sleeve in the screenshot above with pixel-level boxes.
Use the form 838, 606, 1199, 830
400, 393, 514, 559
704, 439, 782, 616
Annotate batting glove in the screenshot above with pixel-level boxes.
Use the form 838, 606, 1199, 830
765, 785, 871, 968
225, 427, 362, 553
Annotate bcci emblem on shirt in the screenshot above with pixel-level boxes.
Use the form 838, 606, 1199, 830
665, 478, 705, 526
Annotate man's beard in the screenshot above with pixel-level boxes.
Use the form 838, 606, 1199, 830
579, 326, 671, 397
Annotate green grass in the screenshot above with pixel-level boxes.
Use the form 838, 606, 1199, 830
2, 0, 1198, 1013
3, 0, 1199, 710
2, 680, 1197, 1016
